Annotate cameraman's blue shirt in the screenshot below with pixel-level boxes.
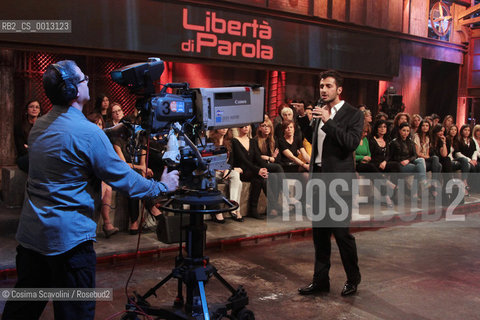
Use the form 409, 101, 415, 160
16, 106, 167, 255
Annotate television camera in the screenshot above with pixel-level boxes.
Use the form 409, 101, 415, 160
110, 58, 263, 320
379, 86, 405, 119
110, 57, 264, 192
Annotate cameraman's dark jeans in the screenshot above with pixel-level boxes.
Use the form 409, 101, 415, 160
16, 154, 29, 173
2, 241, 96, 320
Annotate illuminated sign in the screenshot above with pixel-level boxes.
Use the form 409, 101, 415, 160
0, 0, 403, 77
181, 8, 274, 60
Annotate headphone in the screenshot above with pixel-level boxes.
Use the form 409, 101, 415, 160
50, 63, 78, 103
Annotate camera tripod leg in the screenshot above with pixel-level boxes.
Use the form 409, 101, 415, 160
141, 272, 174, 300
198, 281, 210, 320
212, 270, 236, 294
174, 278, 184, 308
212, 270, 249, 314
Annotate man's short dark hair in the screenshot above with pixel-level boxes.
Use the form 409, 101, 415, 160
43, 60, 80, 106
320, 70, 344, 88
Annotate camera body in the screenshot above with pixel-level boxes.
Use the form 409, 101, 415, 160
111, 58, 264, 132
178, 142, 230, 191
194, 86, 265, 130
111, 58, 264, 191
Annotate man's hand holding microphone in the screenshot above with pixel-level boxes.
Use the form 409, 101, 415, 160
312, 99, 330, 123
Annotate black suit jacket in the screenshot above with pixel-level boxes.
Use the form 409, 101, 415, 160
308, 102, 364, 173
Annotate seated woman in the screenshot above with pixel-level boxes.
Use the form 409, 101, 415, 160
273, 103, 289, 128
455, 124, 480, 192
389, 112, 411, 141
442, 115, 454, 132
106, 101, 125, 128
274, 106, 302, 142
277, 120, 310, 173
94, 93, 110, 123
388, 122, 427, 188
355, 123, 376, 172
14, 99, 42, 173
430, 124, 454, 198
430, 124, 452, 173
473, 124, 480, 152
355, 122, 395, 206
231, 125, 269, 219
110, 105, 153, 234
446, 124, 470, 194
86, 112, 119, 238
369, 120, 401, 173
413, 120, 442, 173
209, 128, 243, 222
410, 114, 422, 135
362, 109, 373, 125
253, 117, 284, 216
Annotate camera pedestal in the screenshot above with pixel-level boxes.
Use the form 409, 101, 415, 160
122, 191, 255, 320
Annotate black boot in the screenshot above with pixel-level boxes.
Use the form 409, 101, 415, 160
249, 210, 266, 220
248, 177, 265, 219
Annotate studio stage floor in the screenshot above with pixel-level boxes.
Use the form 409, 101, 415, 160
1, 210, 479, 320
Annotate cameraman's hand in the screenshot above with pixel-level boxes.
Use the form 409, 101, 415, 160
146, 168, 154, 178
221, 170, 230, 179
160, 166, 179, 192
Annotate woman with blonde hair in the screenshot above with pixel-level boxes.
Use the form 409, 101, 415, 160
442, 115, 454, 131
253, 117, 284, 216
256, 119, 277, 160
273, 103, 290, 128
410, 114, 422, 134
472, 124, 480, 151
231, 125, 270, 219
362, 109, 372, 125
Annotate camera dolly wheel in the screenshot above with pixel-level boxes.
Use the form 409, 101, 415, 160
234, 308, 255, 320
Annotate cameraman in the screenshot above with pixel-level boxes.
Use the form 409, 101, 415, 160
2, 60, 179, 320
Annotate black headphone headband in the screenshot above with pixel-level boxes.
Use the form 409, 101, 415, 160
50, 63, 78, 104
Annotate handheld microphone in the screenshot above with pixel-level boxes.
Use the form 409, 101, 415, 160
311, 98, 326, 126
316, 98, 325, 107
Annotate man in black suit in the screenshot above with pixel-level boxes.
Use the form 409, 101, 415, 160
298, 70, 364, 296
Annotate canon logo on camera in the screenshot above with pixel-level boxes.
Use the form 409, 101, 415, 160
181, 8, 274, 60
